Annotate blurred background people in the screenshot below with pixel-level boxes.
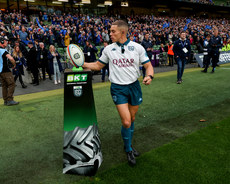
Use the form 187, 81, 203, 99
100, 41, 109, 82
37, 42, 50, 80
12, 45, 27, 88
27, 41, 39, 86
48, 45, 63, 85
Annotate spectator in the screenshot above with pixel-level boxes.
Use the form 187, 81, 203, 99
95, 31, 102, 46
100, 41, 109, 82
222, 39, 230, 51
14, 40, 28, 58
12, 45, 27, 88
70, 28, 78, 44
83, 40, 98, 63
159, 43, 165, 53
27, 41, 39, 86
168, 32, 173, 42
102, 29, 110, 42
8, 29, 18, 45
34, 39, 40, 51
64, 30, 70, 47
18, 26, 28, 45
48, 29, 55, 45
28, 29, 35, 45
78, 31, 86, 47
201, 34, 211, 73
48, 45, 63, 85
37, 42, 50, 81
141, 33, 153, 78
168, 41, 174, 67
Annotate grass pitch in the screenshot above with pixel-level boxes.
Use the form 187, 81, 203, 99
79, 116, 230, 184
0, 64, 230, 184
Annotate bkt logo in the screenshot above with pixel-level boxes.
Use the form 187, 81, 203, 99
67, 74, 88, 82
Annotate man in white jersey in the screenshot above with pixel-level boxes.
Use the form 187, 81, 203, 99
83, 20, 154, 166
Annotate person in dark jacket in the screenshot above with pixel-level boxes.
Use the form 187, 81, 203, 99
47, 45, 63, 84
8, 29, 18, 45
37, 42, 50, 80
141, 33, 153, 78
27, 41, 39, 86
201, 35, 211, 73
173, 31, 191, 84
159, 43, 165, 53
100, 41, 109, 82
83, 40, 98, 63
14, 40, 28, 59
196, 37, 204, 54
209, 27, 222, 73
12, 45, 27, 88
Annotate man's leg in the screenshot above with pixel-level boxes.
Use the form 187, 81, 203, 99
211, 53, 219, 73
177, 57, 182, 82
202, 55, 210, 72
0, 73, 8, 102
14, 74, 18, 82
116, 103, 132, 150
5, 72, 16, 101
181, 58, 187, 79
128, 104, 139, 142
33, 69, 39, 85
42, 66, 46, 80
46, 63, 52, 80
3, 72, 19, 105
128, 104, 140, 157
116, 103, 136, 166
169, 55, 172, 66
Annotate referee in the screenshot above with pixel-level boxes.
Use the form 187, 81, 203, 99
83, 20, 154, 166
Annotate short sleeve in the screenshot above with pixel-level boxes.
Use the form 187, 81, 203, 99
3, 50, 9, 57
139, 45, 150, 64
98, 47, 109, 65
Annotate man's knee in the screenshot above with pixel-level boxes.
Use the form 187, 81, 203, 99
7, 74, 15, 87
122, 121, 131, 129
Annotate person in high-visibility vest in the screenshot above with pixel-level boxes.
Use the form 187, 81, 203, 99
221, 39, 230, 51
168, 41, 174, 67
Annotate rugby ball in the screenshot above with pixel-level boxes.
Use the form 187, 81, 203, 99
67, 44, 85, 67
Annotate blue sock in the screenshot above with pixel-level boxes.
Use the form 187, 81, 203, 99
130, 122, 134, 142
121, 126, 132, 152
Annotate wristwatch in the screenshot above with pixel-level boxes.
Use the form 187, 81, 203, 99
148, 75, 154, 80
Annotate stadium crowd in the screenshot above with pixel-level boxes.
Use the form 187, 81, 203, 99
0, 10, 230, 87
188, 0, 214, 5
1, 10, 230, 47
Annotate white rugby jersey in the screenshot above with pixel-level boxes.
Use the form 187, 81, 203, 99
99, 39, 150, 85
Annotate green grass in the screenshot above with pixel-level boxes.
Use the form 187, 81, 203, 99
79, 117, 230, 184
214, 0, 229, 6
0, 65, 230, 184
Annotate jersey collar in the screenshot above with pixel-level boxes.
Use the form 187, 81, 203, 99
179, 38, 187, 41
116, 39, 130, 47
